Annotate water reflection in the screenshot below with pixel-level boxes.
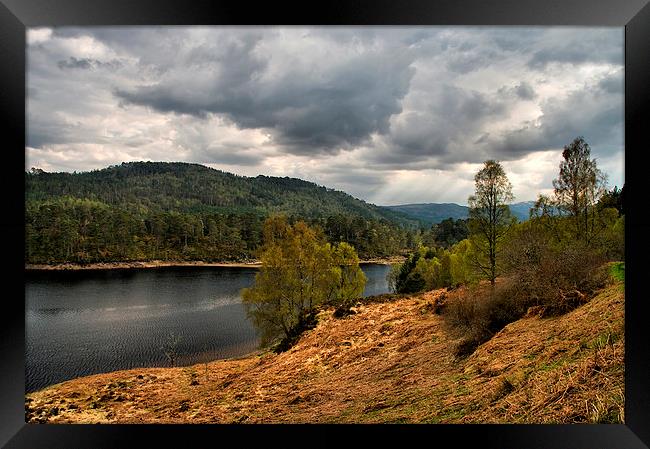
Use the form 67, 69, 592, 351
25, 264, 391, 392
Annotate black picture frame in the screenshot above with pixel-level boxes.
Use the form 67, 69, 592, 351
1, 0, 649, 447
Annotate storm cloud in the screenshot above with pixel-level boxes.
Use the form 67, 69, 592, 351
26, 26, 624, 205
114, 31, 416, 154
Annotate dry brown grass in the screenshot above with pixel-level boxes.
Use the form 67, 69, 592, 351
25, 281, 624, 424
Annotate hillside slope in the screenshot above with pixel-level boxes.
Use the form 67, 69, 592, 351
26, 162, 416, 226
26, 280, 624, 424
25, 162, 420, 263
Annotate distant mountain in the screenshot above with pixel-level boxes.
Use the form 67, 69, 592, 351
383, 203, 469, 226
508, 201, 537, 222
383, 201, 536, 225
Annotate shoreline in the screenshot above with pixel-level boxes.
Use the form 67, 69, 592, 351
25, 257, 404, 271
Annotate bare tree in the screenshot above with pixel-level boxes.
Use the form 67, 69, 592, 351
161, 332, 182, 367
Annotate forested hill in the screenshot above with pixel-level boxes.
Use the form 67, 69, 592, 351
384, 201, 536, 225
25, 162, 420, 264
26, 161, 415, 225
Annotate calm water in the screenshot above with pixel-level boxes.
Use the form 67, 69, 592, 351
25, 263, 391, 392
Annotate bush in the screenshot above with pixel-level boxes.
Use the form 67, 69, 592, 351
502, 223, 608, 316
393, 251, 425, 293
609, 261, 625, 283
443, 280, 530, 358
443, 220, 612, 359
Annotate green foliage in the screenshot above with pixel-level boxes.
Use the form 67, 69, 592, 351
501, 216, 610, 316
320, 214, 414, 258
386, 263, 401, 294
332, 242, 367, 312
467, 160, 515, 285
597, 185, 624, 216
448, 239, 480, 286
242, 217, 366, 350
439, 142, 624, 357
388, 241, 479, 294
430, 218, 469, 248
609, 262, 625, 283
25, 196, 257, 263
392, 250, 426, 294
25, 162, 416, 263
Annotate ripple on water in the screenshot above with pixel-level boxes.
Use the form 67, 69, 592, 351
25, 264, 391, 392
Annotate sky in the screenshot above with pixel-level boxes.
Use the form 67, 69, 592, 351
26, 26, 624, 206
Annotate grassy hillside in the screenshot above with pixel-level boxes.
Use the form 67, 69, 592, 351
25, 278, 624, 424
384, 201, 536, 225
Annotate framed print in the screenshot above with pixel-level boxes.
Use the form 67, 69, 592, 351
1, 0, 649, 447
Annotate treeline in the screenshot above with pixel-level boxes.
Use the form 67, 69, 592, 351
25, 196, 419, 263
25, 161, 427, 264
392, 137, 624, 296
26, 196, 263, 263
389, 196, 623, 295
389, 137, 625, 357
412, 217, 470, 249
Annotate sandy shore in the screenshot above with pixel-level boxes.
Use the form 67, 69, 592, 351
25, 257, 404, 271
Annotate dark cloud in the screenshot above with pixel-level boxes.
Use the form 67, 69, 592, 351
57, 57, 92, 70
474, 133, 490, 144
201, 150, 262, 166
27, 123, 65, 148
27, 26, 624, 204
380, 84, 508, 165
318, 167, 386, 188
597, 70, 623, 94
116, 40, 416, 155
57, 57, 123, 70
484, 76, 623, 160
527, 29, 623, 69
514, 82, 537, 100
497, 81, 537, 101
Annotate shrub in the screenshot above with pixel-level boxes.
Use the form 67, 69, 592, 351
609, 261, 625, 283
443, 280, 530, 358
393, 251, 425, 293
502, 223, 608, 316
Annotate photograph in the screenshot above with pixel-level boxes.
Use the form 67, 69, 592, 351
23, 25, 626, 425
